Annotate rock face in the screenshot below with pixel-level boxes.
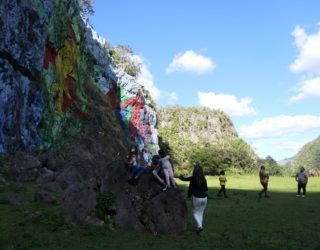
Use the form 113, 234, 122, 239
0, 0, 158, 154
0, 0, 187, 235
158, 107, 238, 143
59, 146, 188, 234
0, 175, 6, 185
10, 152, 42, 182
0, 0, 54, 154
6, 192, 23, 205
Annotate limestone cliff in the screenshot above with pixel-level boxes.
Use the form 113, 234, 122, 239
158, 106, 258, 173
291, 136, 320, 171
0, 0, 158, 155
0, 0, 186, 235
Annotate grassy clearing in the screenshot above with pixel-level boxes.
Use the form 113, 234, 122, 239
0, 176, 320, 249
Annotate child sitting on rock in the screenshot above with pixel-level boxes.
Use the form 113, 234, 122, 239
151, 154, 166, 188
127, 145, 146, 182
159, 149, 176, 191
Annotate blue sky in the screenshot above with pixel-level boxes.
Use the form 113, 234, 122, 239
90, 0, 320, 160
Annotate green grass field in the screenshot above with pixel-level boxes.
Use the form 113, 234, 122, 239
1, 176, 320, 250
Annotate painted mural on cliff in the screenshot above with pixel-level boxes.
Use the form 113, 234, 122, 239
0, 0, 158, 154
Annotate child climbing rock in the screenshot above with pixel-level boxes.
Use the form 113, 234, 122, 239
158, 149, 176, 191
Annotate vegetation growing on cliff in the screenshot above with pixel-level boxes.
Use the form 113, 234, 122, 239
157, 106, 259, 175
291, 136, 320, 171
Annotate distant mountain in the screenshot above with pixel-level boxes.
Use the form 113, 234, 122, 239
277, 158, 292, 166
291, 136, 320, 170
157, 106, 259, 174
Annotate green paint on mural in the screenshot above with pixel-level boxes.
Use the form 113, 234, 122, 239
29, 0, 50, 23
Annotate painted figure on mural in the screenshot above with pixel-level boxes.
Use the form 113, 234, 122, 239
120, 90, 151, 145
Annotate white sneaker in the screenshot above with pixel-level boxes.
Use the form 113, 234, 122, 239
296, 194, 300, 197
302, 195, 306, 198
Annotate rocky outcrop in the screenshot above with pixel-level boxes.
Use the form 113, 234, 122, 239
0, 0, 158, 154
291, 136, 320, 171
0, 175, 6, 185
0, 0, 55, 154
10, 152, 42, 182
158, 106, 237, 143
6, 192, 23, 205
0, 0, 187, 235
158, 106, 258, 172
58, 148, 187, 235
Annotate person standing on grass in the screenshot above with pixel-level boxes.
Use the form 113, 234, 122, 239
259, 165, 270, 198
217, 170, 228, 198
296, 166, 308, 197
179, 164, 208, 234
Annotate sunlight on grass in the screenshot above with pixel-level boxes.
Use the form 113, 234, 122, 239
1, 176, 320, 249
177, 175, 320, 193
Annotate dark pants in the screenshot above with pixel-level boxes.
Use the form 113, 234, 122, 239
298, 183, 306, 195
217, 185, 227, 197
131, 165, 146, 178
259, 182, 268, 197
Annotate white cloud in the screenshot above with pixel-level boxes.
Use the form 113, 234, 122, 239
238, 115, 320, 139
248, 138, 309, 160
160, 91, 178, 105
275, 140, 306, 151
290, 25, 320, 73
132, 55, 177, 105
289, 76, 320, 102
198, 92, 257, 117
166, 50, 215, 75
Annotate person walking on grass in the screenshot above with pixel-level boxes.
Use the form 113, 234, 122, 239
179, 164, 208, 234
217, 170, 228, 198
296, 166, 308, 197
259, 165, 270, 198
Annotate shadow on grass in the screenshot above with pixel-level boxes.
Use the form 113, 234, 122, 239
1, 182, 320, 250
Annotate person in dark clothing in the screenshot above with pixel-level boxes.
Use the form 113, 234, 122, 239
151, 154, 166, 187
296, 166, 308, 197
259, 165, 270, 198
179, 164, 208, 234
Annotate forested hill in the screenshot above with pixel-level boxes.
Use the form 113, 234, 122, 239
291, 136, 320, 171
157, 106, 259, 175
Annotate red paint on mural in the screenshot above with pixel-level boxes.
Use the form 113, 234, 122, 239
62, 77, 86, 117
120, 90, 150, 143
67, 18, 77, 44
107, 82, 119, 109
43, 42, 57, 69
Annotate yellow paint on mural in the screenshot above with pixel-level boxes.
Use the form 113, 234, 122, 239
51, 39, 80, 115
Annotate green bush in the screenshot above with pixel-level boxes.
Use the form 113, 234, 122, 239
94, 192, 115, 223
109, 45, 141, 77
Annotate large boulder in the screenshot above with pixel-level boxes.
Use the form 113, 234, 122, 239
58, 147, 188, 235
62, 181, 97, 222
10, 152, 41, 182
34, 190, 57, 204
0, 175, 6, 185
6, 192, 23, 205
